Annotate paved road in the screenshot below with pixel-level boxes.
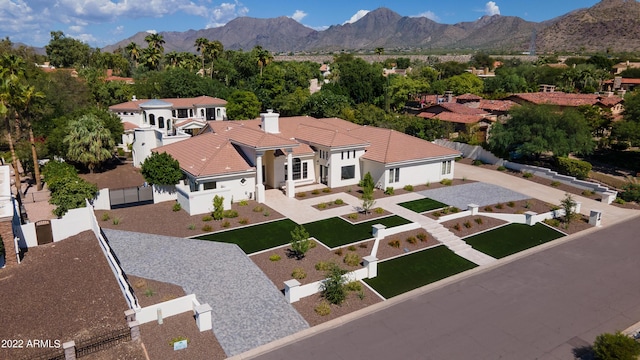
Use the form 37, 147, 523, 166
248, 215, 640, 360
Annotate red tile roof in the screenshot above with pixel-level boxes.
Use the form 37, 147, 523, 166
507, 92, 623, 107
457, 93, 483, 100
477, 99, 518, 112
423, 102, 489, 116
417, 112, 487, 124
122, 121, 138, 131
109, 96, 226, 112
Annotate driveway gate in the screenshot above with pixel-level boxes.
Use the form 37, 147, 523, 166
109, 186, 153, 209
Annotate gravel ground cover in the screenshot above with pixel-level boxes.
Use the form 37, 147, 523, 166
418, 182, 530, 210
464, 223, 565, 259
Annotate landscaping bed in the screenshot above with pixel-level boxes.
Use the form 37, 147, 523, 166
339, 208, 393, 223
95, 200, 284, 239
311, 198, 349, 211
464, 223, 565, 259
292, 287, 382, 327
295, 179, 472, 200
441, 216, 508, 238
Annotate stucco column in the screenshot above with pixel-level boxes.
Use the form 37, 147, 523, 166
255, 152, 265, 203
286, 150, 295, 198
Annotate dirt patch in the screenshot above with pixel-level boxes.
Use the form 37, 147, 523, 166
79, 161, 145, 189
292, 287, 382, 327
311, 200, 349, 211
95, 200, 284, 238
441, 216, 509, 238
128, 275, 187, 307
339, 209, 393, 223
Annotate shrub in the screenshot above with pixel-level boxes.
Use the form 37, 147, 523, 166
463, 221, 472, 229
238, 218, 249, 225
524, 200, 533, 209
101, 213, 111, 221
253, 205, 264, 212
374, 207, 384, 214
561, 193, 577, 229
343, 253, 361, 266
507, 201, 515, 208
582, 190, 595, 197
495, 203, 504, 209
347, 245, 357, 251
345, 281, 363, 292
112, 217, 122, 225
213, 195, 224, 220
550, 181, 561, 187
291, 267, 307, 280
388, 239, 401, 248
202, 224, 213, 232
334, 248, 343, 256
223, 209, 238, 218
433, 211, 442, 217
522, 172, 533, 178
484, 206, 493, 212
334, 198, 344, 205
168, 336, 188, 347
172, 202, 182, 212
290, 225, 311, 259
425, 181, 431, 187
440, 179, 453, 186
322, 188, 332, 193
359, 242, 368, 248
311, 189, 320, 195
416, 232, 428, 242
187, 223, 196, 230
614, 197, 626, 205
202, 215, 213, 222
384, 187, 394, 195
497, 165, 506, 171
315, 261, 333, 271
348, 213, 358, 220
357, 291, 366, 300
406, 236, 417, 244
592, 331, 640, 360
296, 192, 306, 198
222, 220, 231, 228
450, 207, 460, 213
317, 202, 327, 209
314, 301, 331, 316
309, 240, 317, 249
474, 218, 483, 225
453, 223, 461, 231
269, 254, 281, 262
144, 288, 155, 297
472, 159, 483, 166
620, 182, 640, 203
263, 210, 270, 217
556, 157, 592, 180
321, 265, 347, 305
544, 218, 561, 227
403, 184, 414, 191
238, 199, 249, 206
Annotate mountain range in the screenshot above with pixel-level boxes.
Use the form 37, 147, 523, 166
103, 0, 640, 54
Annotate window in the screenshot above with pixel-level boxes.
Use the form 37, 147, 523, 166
143, 111, 147, 123
149, 114, 155, 126
200, 109, 204, 117
172, 110, 176, 117
203, 182, 216, 190
389, 168, 400, 183
292, 158, 301, 180
441, 160, 452, 175
341, 151, 344, 160
217, 108, 221, 118
158, 117, 165, 129
353, 150, 356, 158
189, 109, 194, 117
302, 163, 308, 179
177, 109, 188, 118
341, 165, 355, 180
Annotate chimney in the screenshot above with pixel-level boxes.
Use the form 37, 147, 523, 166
132, 95, 137, 101
261, 110, 279, 134
445, 91, 453, 103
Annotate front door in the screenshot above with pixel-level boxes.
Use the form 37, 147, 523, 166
320, 166, 328, 185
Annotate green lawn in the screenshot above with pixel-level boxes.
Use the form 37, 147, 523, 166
465, 223, 565, 259
398, 198, 447, 213
194, 219, 298, 254
364, 246, 477, 298
304, 215, 411, 248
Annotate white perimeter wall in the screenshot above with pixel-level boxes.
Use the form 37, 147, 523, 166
20, 206, 95, 248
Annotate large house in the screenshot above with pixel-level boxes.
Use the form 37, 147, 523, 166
109, 96, 227, 166
153, 111, 460, 214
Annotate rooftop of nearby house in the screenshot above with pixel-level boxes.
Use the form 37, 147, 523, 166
506, 92, 623, 108
417, 111, 488, 124
604, 78, 640, 85
423, 102, 490, 116
0, 231, 131, 359
155, 115, 459, 178
109, 95, 227, 112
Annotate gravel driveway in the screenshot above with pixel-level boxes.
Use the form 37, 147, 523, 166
418, 182, 530, 209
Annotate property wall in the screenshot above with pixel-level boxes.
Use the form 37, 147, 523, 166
136, 294, 198, 324
20, 206, 95, 248
365, 158, 456, 190
93, 188, 111, 210
176, 183, 232, 216
153, 185, 178, 204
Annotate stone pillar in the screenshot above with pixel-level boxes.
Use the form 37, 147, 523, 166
255, 152, 265, 203
468, 204, 479, 215
524, 211, 537, 226
128, 321, 140, 341
284, 279, 301, 303
372, 224, 386, 239
285, 151, 295, 198
363, 255, 378, 278
600, 191, 616, 205
589, 210, 602, 227
124, 309, 136, 323
195, 303, 213, 332
63, 341, 76, 360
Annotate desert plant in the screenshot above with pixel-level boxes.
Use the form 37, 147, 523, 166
222, 220, 230, 228
507, 201, 515, 208
348, 213, 358, 220
291, 267, 307, 280
202, 224, 213, 232
343, 252, 361, 266
347, 245, 357, 251
311, 189, 320, 195
317, 202, 327, 209
453, 223, 461, 231
388, 239, 401, 248
269, 254, 281, 262
321, 264, 347, 305
497, 165, 506, 171
187, 223, 196, 230
440, 179, 453, 186
296, 192, 306, 197
357, 291, 366, 300
213, 195, 224, 220
263, 210, 270, 217
359, 242, 368, 248
172, 202, 182, 212
374, 207, 384, 214
544, 218, 561, 227
101, 213, 111, 221
238, 218, 249, 225
315, 261, 333, 271
582, 189, 595, 197
406, 236, 417, 244
309, 240, 317, 249
290, 225, 311, 259
550, 181, 561, 187
472, 159, 483, 166
524, 200, 533, 209
495, 203, 504, 209
450, 207, 460, 213
144, 288, 155, 297
314, 301, 331, 316
484, 206, 493, 212
361, 172, 376, 213
253, 205, 264, 212
345, 281, 363, 292
561, 193, 577, 229
322, 188, 331, 193
463, 221, 472, 229
384, 187, 394, 195
416, 232, 428, 242
202, 215, 213, 221
614, 197, 626, 205
425, 181, 430, 187
474, 217, 483, 225
403, 184, 414, 191
592, 331, 640, 360
522, 172, 533, 178
334, 248, 343, 256
334, 198, 344, 205
112, 217, 122, 225
223, 209, 238, 218
433, 211, 442, 217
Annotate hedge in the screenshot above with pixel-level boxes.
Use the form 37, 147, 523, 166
556, 157, 592, 180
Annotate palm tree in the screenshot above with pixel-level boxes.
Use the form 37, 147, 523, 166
253, 45, 273, 77
64, 114, 115, 173
15, 85, 45, 190
375, 47, 384, 63
194, 37, 209, 75
141, 46, 163, 71
125, 42, 141, 68
165, 51, 179, 68
0, 55, 25, 199
144, 33, 165, 70
145, 33, 165, 53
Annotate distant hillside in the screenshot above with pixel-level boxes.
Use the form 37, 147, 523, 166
104, 1, 640, 54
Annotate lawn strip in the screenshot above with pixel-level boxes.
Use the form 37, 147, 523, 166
398, 198, 448, 213
364, 246, 477, 298
304, 215, 411, 248
195, 219, 298, 254
465, 223, 565, 259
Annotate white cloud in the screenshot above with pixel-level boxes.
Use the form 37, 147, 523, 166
485, 1, 501, 16
290, 10, 307, 22
412, 11, 440, 22
343, 10, 369, 24
113, 25, 124, 35
206, 1, 249, 28
146, 29, 158, 34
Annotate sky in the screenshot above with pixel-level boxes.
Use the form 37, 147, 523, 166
1, 0, 603, 48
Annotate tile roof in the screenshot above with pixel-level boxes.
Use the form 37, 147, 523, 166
154, 132, 254, 177
122, 121, 138, 131
507, 92, 623, 107
423, 102, 489, 116
417, 112, 487, 124
109, 96, 227, 112
477, 99, 518, 112
457, 93, 483, 100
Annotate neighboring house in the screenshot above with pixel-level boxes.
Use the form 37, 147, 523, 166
153, 111, 460, 214
505, 91, 624, 116
612, 61, 640, 75
417, 101, 495, 142
108, 96, 228, 166
105, 69, 134, 84
604, 76, 640, 93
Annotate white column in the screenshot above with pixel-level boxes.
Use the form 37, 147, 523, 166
255, 152, 265, 203
194, 303, 213, 332
286, 150, 295, 198
284, 279, 301, 303
589, 210, 602, 227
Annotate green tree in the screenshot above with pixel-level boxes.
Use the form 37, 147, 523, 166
212, 195, 224, 220
592, 331, 640, 360
321, 264, 347, 305
331, 55, 385, 105
125, 42, 142, 69
195, 37, 210, 74
388, 75, 429, 112
290, 225, 311, 260
141, 152, 183, 185
470, 52, 495, 70
442, 72, 484, 95
64, 114, 115, 173
226, 90, 261, 120
49, 177, 98, 217
253, 45, 273, 77
361, 172, 376, 214
45, 31, 91, 68
560, 193, 577, 229
302, 89, 352, 118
